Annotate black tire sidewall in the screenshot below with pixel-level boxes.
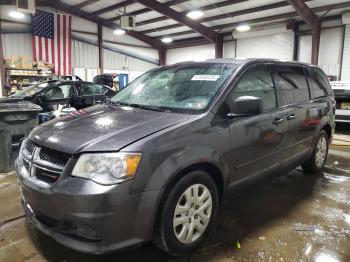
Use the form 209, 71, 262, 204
158, 171, 219, 255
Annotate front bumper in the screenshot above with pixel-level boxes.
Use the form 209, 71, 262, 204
16, 158, 161, 254
335, 109, 350, 123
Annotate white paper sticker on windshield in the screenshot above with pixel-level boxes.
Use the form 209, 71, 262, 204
191, 75, 220, 81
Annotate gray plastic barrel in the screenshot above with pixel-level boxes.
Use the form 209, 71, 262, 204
0, 102, 42, 172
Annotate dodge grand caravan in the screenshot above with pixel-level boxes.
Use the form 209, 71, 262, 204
16, 59, 335, 255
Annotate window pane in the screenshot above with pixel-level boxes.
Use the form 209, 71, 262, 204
308, 68, 329, 99
230, 66, 276, 111
273, 66, 309, 105
44, 84, 71, 99
79, 83, 103, 95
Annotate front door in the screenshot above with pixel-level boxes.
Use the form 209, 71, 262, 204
226, 64, 287, 185
72, 82, 106, 110
38, 83, 73, 112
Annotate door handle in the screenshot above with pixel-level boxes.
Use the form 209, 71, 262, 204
272, 117, 284, 125
287, 114, 296, 120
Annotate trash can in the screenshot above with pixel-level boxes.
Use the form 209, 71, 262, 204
0, 102, 42, 172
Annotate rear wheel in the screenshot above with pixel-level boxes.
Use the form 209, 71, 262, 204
154, 171, 219, 255
302, 130, 329, 173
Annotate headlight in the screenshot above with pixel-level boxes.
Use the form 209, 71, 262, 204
71, 153, 142, 185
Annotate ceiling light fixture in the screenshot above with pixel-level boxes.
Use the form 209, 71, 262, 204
236, 25, 251, 32
161, 37, 173, 43
114, 28, 126, 35
9, 11, 25, 19
186, 10, 204, 20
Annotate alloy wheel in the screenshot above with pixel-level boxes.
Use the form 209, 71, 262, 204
315, 136, 327, 168
173, 184, 213, 244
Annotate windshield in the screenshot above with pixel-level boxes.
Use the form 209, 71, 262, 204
10, 82, 51, 97
111, 63, 238, 112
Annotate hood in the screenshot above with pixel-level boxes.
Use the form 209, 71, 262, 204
0, 97, 25, 103
29, 104, 190, 154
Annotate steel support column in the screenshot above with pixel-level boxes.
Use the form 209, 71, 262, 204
215, 35, 224, 58
98, 24, 104, 74
0, 25, 6, 96
158, 45, 166, 66
311, 19, 321, 65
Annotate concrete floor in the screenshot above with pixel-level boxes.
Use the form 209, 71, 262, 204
1, 127, 350, 261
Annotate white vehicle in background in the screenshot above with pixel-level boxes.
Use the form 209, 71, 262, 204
330, 81, 350, 123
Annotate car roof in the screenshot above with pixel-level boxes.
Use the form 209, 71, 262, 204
170, 58, 315, 68
50, 80, 93, 85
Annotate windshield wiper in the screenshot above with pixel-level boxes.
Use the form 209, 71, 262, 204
127, 103, 165, 112
108, 100, 164, 112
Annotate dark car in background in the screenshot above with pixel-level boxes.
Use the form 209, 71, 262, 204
17, 59, 335, 255
0, 80, 116, 112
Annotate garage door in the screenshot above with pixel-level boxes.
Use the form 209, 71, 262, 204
236, 32, 294, 60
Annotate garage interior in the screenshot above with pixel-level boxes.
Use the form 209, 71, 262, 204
0, 0, 350, 261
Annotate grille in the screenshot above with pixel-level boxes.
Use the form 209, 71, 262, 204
22, 139, 71, 184
39, 147, 70, 167
25, 140, 36, 155
23, 159, 30, 173
35, 168, 60, 183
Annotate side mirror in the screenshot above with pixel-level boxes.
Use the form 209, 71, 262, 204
228, 96, 263, 118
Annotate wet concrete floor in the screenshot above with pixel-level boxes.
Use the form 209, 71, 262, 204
1, 129, 350, 261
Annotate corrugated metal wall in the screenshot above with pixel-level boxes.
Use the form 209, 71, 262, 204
223, 41, 236, 58
318, 27, 343, 79
236, 32, 294, 60
341, 25, 350, 80
72, 39, 99, 69
298, 35, 312, 63
103, 49, 157, 72
298, 27, 343, 79
2, 33, 32, 58
166, 44, 215, 65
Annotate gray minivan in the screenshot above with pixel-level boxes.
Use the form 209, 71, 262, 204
16, 59, 335, 255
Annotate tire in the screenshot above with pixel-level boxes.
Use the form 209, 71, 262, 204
154, 171, 219, 256
302, 130, 329, 174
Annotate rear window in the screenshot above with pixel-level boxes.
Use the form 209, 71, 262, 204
307, 68, 331, 99
272, 65, 309, 105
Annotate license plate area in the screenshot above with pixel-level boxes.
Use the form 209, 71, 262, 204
341, 102, 350, 110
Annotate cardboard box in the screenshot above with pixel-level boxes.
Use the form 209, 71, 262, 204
21, 56, 33, 69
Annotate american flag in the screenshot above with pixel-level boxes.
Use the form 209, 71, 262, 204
32, 10, 72, 76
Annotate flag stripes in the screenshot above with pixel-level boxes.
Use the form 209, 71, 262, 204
32, 10, 72, 76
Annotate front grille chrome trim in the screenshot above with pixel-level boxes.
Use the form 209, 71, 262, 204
21, 139, 70, 184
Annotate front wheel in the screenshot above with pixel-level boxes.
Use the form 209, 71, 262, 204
154, 171, 219, 255
302, 130, 329, 173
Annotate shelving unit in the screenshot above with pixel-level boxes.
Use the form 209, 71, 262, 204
5, 68, 55, 96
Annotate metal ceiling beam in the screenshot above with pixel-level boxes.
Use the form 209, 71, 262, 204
156, 1, 350, 39
102, 0, 188, 25
136, 0, 218, 43
167, 37, 211, 48
36, 0, 162, 49
286, 0, 320, 64
74, 0, 101, 9
136, 0, 248, 28
140, 0, 309, 35
87, 0, 135, 19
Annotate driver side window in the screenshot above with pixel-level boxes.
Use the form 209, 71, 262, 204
43, 84, 71, 100
229, 65, 277, 111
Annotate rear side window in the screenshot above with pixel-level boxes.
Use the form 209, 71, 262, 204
307, 68, 331, 99
78, 83, 103, 96
273, 65, 309, 105
230, 65, 276, 111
